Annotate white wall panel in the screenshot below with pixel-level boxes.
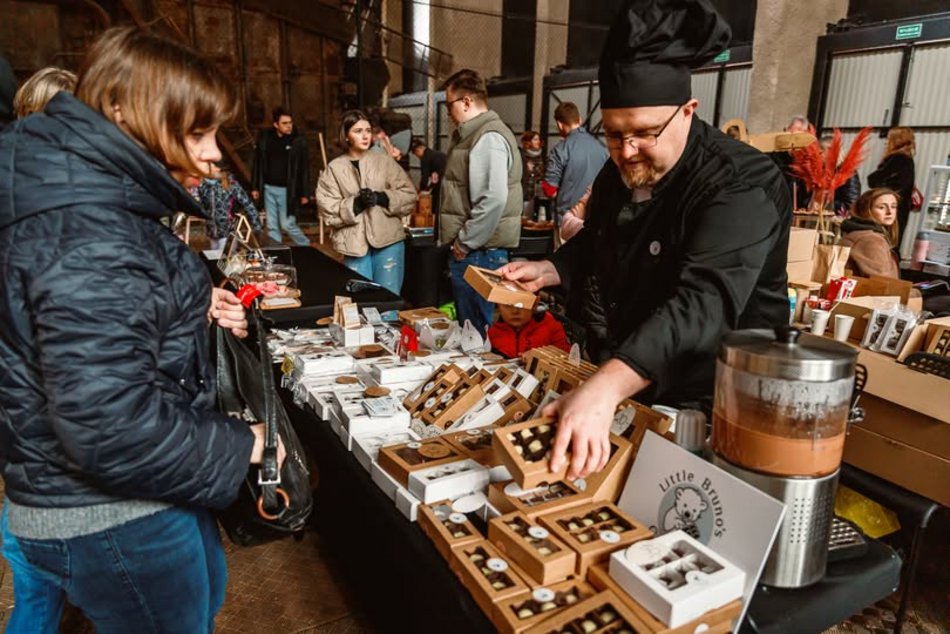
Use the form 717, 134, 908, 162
900, 43, 950, 127
823, 49, 902, 128
719, 66, 752, 124
690, 70, 718, 123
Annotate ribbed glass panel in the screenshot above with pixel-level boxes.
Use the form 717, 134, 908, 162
900, 43, 950, 127
824, 50, 903, 128
719, 66, 752, 125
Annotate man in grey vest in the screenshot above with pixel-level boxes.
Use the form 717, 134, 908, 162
440, 69, 523, 336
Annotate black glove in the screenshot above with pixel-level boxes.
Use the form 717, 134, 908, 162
374, 191, 390, 209
353, 188, 376, 215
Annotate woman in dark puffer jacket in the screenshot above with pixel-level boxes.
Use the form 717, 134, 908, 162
0, 28, 274, 633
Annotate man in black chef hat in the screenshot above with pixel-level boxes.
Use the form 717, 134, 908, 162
501, 0, 791, 478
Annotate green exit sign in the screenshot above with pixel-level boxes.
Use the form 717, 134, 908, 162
713, 50, 731, 64
895, 23, 923, 40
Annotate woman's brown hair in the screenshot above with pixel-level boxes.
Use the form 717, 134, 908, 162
882, 126, 915, 160
852, 187, 900, 247
14, 67, 77, 118
76, 27, 236, 180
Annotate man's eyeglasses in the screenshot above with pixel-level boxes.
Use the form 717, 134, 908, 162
603, 105, 684, 150
445, 95, 469, 108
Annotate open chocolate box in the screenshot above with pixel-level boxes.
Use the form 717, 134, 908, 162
418, 499, 484, 561
493, 418, 568, 489
495, 391, 534, 427
397, 306, 450, 327
489, 480, 590, 519
607, 530, 745, 629
420, 382, 486, 429
450, 539, 532, 616
521, 589, 649, 634
443, 427, 499, 465
402, 363, 469, 412
538, 502, 652, 577
493, 578, 598, 634
571, 433, 633, 503
587, 564, 741, 634
376, 437, 463, 487
488, 511, 577, 586
614, 400, 673, 454
463, 265, 538, 310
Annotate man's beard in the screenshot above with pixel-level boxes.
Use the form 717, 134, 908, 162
619, 160, 658, 189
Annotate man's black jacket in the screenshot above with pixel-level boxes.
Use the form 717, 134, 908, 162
251, 127, 312, 216
552, 117, 791, 407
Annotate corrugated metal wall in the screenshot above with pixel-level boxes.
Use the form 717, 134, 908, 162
823, 49, 903, 128
720, 66, 752, 124
900, 42, 950, 128
691, 70, 718, 123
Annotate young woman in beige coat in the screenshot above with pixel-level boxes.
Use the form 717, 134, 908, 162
317, 110, 416, 293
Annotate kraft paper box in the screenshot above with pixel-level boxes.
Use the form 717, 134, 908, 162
571, 434, 634, 503
493, 579, 598, 634
419, 500, 484, 561
520, 589, 648, 634
537, 502, 652, 577
608, 530, 745, 628
489, 480, 590, 520
786, 227, 817, 263
377, 437, 465, 487
464, 265, 538, 310
489, 511, 577, 586
451, 540, 532, 617
587, 564, 742, 634
352, 429, 419, 472
493, 419, 568, 489
443, 427, 499, 465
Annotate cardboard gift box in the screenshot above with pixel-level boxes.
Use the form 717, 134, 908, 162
464, 265, 538, 310
443, 427, 499, 465
492, 578, 598, 634
538, 502, 652, 577
309, 385, 364, 422
351, 429, 419, 472
615, 400, 673, 455
408, 458, 491, 504
377, 437, 464, 487
607, 530, 745, 628
521, 589, 649, 634
402, 364, 470, 413
571, 433, 633, 503
451, 540, 532, 616
394, 486, 421, 522
421, 382, 487, 429
489, 480, 590, 519
587, 564, 741, 634
398, 306, 450, 327
488, 511, 577, 586
418, 500, 484, 561
493, 418, 568, 489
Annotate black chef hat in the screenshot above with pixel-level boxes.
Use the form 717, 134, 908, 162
599, 0, 731, 109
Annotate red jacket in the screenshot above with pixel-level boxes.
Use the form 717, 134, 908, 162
488, 312, 570, 358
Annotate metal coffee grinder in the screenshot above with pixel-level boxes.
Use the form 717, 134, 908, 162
711, 326, 858, 588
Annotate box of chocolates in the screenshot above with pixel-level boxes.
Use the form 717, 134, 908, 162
340, 395, 411, 438
402, 364, 469, 413
451, 395, 508, 431
495, 391, 534, 427
538, 502, 652, 576
443, 427, 499, 465
377, 437, 463, 487
488, 512, 577, 585
607, 530, 745, 628
309, 384, 364, 421
521, 589, 648, 634
398, 306, 450, 327
351, 430, 418, 472
488, 480, 590, 519
587, 564, 742, 634
493, 579, 598, 634
493, 419, 567, 489
420, 382, 486, 429
418, 500, 484, 561
614, 400, 673, 454
571, 434, 633, 503
408, 458, 491, 504
463, 265, 538, 310
451, 540, 532, 616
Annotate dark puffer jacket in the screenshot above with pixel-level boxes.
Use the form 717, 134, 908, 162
0, 92, 255, 509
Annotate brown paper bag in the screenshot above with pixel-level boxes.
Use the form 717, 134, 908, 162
811, 244, 850, 284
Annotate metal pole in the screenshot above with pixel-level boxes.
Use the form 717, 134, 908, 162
356, 0, 364, 107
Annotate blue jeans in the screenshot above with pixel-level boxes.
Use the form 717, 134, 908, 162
2, 505, 65, 633
344, 240, 406, 295
264, 185, 310, 246
15, 507, 227, 634
448, 248, 509, 337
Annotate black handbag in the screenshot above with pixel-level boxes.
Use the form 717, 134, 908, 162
214, 296, 313, 546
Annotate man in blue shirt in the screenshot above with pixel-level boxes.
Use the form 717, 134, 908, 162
542, 102, 608, 241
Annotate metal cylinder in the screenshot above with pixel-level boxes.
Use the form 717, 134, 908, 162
713, 455, 838, 588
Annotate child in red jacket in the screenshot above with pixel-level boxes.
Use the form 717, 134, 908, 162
488, 304, 570, 358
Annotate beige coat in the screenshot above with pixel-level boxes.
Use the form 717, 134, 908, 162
316, 151, 416, 257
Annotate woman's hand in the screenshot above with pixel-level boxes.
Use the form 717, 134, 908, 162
209, 287, 249, 338
249, 423, 287, 469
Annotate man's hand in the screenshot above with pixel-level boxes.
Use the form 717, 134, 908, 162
209, 287, 249, 338
497, 260, 561, 293
249, 423, 287, 469
251, 190, 260, 201
451, 239, 468, 261
300, 197, 309, 206
543, 360, 651, 479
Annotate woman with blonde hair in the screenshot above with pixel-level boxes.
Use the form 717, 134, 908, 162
868, 126, 915, 246
0, 27, 272, 632
839, 187, 900, 278
12, 66, 77, 118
